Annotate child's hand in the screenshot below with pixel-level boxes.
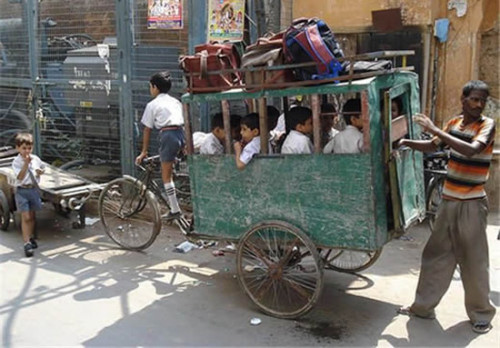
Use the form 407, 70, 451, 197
35, 168, 44, 177
233, 141, 242, 153
23, 154, 32, 165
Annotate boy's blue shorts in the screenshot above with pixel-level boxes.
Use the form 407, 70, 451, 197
159, 128, 185, 162
15, 187, 42, 212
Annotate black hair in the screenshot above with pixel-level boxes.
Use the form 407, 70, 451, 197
267, 105, 280, 130
211, 113, 224, 130
150, 71, 172, 93
321, 103, 336, 114
285, 106, 312, 131
462, 80, 489, 98
241, 113, 260, 132
230, 114, 242, 129
342, 98, 361, 125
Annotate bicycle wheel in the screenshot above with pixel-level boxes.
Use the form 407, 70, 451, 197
325, 249, 382, 273
174, 173, 192, 212
426, 176, 444, 231
99, 177, 161, 250
236, 221, 323, 319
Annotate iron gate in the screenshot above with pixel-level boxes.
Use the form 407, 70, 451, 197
0, 0, 186, 181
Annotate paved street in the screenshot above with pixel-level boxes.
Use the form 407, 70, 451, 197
0, 204, 499, 347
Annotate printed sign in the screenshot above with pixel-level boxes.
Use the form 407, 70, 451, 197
208, 0, 245, 41
148, 0, 183, 29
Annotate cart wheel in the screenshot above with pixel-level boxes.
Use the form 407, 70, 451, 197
236, 221, 323, 319
98, 177, 161, 250
0, 190, 10, 231
325, 249, 382, 273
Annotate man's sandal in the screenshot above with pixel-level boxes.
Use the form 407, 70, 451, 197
397, 307, 435, 319
472, 322, 492, 334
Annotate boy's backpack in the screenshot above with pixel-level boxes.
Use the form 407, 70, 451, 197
179, 42, 242, 93
283, 18, 345, 81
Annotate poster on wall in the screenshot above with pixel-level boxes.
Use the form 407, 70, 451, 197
208, 0, 245, 41
147, 0, 183, 29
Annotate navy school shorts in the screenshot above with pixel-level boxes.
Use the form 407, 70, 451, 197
15, 187, 42, 212
159, 128, 185, 162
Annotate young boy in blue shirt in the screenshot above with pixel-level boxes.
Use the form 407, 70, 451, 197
11, 133, 45, 257
234, 113, 260, 170
135, 71, 185, 220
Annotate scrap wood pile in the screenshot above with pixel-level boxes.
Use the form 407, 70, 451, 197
179, 17, 414, 93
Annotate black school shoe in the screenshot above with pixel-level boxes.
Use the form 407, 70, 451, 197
24, 243, 34, 257
29, 237, 38, 249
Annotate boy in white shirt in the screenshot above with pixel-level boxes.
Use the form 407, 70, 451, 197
135, 71, 185, 220
11, 133, 45, 257
323, 99, 363, 154
281, 106, 314, 154
234, 113, 260, 170
320, 103, 339, 148
200, 113, 225, 155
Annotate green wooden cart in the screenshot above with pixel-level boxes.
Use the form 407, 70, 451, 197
180, 71, 426, 318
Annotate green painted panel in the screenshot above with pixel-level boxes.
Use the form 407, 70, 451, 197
189, 154, 383, 250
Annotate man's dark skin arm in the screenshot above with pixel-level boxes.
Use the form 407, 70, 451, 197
400, 113, 486, 157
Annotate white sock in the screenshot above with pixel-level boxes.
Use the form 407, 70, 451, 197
164, 181, 180, 213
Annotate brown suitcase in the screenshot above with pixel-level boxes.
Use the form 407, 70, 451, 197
179, 43, 242, 93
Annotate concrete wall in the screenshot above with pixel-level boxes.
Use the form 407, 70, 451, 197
292, 0, 437, 30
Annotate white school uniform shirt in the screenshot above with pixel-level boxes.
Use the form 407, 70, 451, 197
12, 154, 45, 187
240, 137, 260, 164
140, 93, 184, 129
200, 133, 224, 155
327, 127, 339, 141
192, 132, 209, 153
323, 125, 363, 154
281, 130, 314, 154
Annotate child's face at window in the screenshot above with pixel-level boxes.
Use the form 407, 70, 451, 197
351, 115, 363, 130
320, 114, 334, 131
213, 127, 225, 142
16, 143, 33, 158
240, 124, 258, 143
297, 118, 313, 135
231, 126, 241, 141
391, 101, 400, 118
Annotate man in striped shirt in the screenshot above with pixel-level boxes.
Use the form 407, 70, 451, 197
397, 80, 496, 334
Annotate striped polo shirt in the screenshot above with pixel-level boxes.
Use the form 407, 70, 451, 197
433, 115, 495, 201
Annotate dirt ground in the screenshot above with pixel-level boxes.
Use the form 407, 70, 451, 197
0, 203, 498, 347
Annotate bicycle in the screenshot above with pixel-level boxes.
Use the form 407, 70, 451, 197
98, 155, 191, 250
424, 151, 448, 231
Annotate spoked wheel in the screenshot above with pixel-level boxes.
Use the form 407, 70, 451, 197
99, 177, 161, 250
174, 173, 192, 212
0, 190, 10, 231
426, 176, 444, 231
236, 221, 323, 319
325, 249, 382, 273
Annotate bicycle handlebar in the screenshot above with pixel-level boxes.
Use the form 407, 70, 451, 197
142, 155, 160, 165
